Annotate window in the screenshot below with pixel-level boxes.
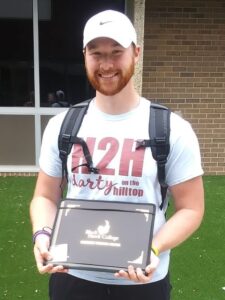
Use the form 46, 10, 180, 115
0, 0, 125, 170
0, 115, 35, 164
0, 0, 34, 107
38, 0, 125, 107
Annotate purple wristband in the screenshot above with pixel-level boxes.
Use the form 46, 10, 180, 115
32, 229, 51, 244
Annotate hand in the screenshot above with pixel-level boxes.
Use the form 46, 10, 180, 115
114, 251, 160, 283
33, 234, 68, 274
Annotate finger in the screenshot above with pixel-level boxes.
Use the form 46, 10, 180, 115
39, 248, 52, 261
34, 250, 48, 273
136, 252, 160, 283
114, 269, 130, 279
34, 244, 68, 274
39, 264, 67, 274
127, 265, 139, 282
136, 267, 152, 283
145, 252, 160, 275
34, 244, 52, 273
34, 244, 50, 263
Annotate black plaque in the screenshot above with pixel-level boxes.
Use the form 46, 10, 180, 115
48, 199, 156, 272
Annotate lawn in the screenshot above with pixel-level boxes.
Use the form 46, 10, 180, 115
169, 176, 225, 299
0, 177, 49, 300
0, 176, 224, 299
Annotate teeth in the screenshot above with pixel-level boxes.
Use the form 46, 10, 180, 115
100, 74, 115, 78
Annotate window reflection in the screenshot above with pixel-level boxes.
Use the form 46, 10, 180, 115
38, 1, 125, 107
0, 0, 125, 108
0, 2, 34, 107
38, 1, 95, 107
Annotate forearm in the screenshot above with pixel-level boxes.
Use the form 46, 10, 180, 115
153, 207, 204, 254
30, 196, 58, 233
30, 170, 63, 233
153, 176, 204, 254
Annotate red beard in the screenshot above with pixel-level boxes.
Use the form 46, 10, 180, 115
85, 60, 135, 96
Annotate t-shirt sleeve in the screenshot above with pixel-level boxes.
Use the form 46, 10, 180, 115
39, 113, 66, 177
165, 113, 204, 187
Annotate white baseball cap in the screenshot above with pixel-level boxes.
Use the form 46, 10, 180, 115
83, 10, 137, 48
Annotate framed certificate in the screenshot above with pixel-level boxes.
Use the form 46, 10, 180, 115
47, 199, 156, 272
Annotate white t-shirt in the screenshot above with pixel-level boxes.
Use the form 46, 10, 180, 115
39, 97, 203, 285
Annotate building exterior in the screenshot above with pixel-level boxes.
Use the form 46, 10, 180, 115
143, 0, 225, 175
0, 0, 225, 175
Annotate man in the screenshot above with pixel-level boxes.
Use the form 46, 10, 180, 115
30, 10, 204, 300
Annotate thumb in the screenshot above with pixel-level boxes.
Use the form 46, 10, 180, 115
145, 251, 160, 274
34, 234, 52, 260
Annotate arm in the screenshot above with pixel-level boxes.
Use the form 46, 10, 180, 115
152, 175, 204, 253
115, 175, 204, 283
30, 170, 67, 274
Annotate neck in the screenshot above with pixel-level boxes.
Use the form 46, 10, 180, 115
94, 80, 140, 114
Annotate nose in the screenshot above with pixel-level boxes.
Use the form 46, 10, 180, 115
99, 54, 114, 71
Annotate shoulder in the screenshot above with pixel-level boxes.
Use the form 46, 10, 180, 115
170, 111, 195, 141
39, 110, 68, 177
45, 110, 68, 132
166, 112, 203, 186
139, 97, 151, 108
48, 110, 68, 125
42, 110, 68, 145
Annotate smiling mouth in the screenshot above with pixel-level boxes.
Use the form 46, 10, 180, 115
99, 73, 118, 79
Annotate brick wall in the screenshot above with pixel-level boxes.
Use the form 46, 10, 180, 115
143, 0, 225, 175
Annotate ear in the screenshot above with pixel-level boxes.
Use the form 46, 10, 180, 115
133, 45, 141, 63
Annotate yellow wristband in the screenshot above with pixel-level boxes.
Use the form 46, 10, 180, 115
151, 245, 159, 256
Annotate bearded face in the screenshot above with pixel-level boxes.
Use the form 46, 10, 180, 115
84, 39, 137, 96
85, 58, 135, 96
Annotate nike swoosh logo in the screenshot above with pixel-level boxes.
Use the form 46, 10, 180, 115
99, 21, 112, 25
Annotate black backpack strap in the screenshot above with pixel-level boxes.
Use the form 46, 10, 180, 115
58, 99, 95, 185
150, 103, 170, 210
136, 102, 171, 210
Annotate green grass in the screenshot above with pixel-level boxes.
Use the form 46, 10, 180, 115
169, 176, 225, 300
0, 176, 224, 299
0, 177, 49, 300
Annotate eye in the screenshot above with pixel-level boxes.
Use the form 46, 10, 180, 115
91, 51, 101, 57
112, 49, 123, 55
89, 50, 102, 60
